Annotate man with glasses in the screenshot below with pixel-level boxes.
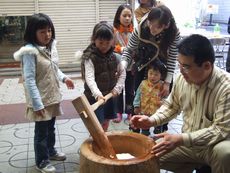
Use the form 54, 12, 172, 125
130, 34, 230, 173
226, 16, 230, 72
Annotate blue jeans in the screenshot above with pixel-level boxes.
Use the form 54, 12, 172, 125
34, 117, 57, 166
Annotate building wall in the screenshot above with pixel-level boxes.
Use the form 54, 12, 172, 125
0, 0, 128, 65
207, 0, 230, 24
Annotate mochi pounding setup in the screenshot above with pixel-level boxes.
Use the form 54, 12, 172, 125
72, 93, 160, 173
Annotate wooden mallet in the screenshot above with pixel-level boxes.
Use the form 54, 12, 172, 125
72, 93, 117, 159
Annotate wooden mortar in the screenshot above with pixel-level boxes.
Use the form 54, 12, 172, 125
80, 131, 160, 173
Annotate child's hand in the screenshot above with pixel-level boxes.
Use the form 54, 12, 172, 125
134, 107, 141, 114
97, 95, 106, 104
160, 82, 170, 97
35, 109, 45, 117
155, 97, 163, 107
156, 101, 162, 107
64, 77, 75, 89
111, 90, 118, 97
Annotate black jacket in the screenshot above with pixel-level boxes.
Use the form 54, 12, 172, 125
81, 43, 118, 101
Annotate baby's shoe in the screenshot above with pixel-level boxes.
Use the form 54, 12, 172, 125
112, 113, 122, 123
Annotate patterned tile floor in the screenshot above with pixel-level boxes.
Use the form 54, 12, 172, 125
0, 72, 183, 173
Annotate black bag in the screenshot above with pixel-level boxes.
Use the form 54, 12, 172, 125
135, 41, 159, 71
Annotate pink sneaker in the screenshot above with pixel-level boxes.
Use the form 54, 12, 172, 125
112, 113, 122, 123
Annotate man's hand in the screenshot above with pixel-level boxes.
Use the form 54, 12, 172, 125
130, 115, 153, 129
151, 133, 183, 157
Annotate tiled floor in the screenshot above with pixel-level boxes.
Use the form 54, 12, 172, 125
0, 73, 183, 173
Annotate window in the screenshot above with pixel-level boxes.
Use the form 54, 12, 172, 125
0, 16, 28, 64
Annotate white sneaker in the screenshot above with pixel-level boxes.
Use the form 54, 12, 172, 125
36, 160, 56, 173
49, 152, 66, 161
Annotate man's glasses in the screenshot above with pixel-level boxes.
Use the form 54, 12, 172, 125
177, 61, 191, 73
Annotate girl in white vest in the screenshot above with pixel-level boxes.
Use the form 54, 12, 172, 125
14, 13, 74, 173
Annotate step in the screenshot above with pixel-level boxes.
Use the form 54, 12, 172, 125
0, 64, 81, 77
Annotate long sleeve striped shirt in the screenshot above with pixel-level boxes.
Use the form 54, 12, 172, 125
121, 26, 181, 83
150, 67, 230, 148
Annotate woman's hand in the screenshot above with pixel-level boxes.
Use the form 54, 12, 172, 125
121, 46, 125, 53
130, 115, 153, 130
160, 82, 170, 97
64, 77, 75, 89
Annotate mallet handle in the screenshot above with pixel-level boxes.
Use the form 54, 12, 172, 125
91, 93, 113, 111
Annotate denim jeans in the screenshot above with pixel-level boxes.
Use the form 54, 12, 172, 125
34, 117, 56, 166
